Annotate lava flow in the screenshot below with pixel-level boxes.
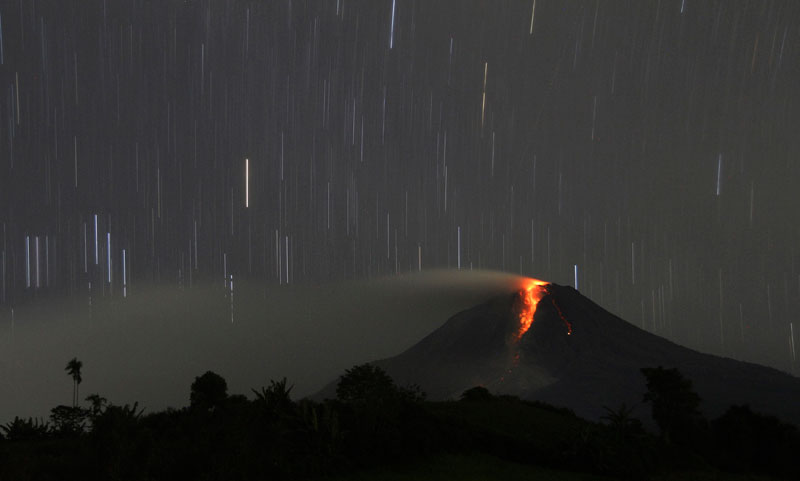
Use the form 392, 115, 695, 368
513, 279, 573, 341
514, 279, 549, 341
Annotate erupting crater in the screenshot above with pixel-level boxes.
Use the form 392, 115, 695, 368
514, 278, 572, 341
514, 279, 549, 341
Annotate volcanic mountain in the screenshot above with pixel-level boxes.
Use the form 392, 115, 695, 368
328, 281, 800, 425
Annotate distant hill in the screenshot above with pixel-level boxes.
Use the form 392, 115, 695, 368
318, 283, 800, 426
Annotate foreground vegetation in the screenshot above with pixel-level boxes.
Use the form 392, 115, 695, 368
0, 363, 798, 480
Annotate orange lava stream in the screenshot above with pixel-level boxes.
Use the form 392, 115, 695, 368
514, 279, 549, 341
545, 287, 573, 336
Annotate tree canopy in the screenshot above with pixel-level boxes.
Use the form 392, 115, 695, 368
641, 366, 703, 444
190, 371, 228, 412
336, 364, 398, 403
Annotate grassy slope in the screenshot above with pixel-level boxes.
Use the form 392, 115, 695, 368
331, 399, 786, 481
328, 454, 781, 481
323, 453, 614, 481
425, 399, 585, 444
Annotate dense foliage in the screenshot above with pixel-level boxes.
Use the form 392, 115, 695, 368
0, 363, 797, 480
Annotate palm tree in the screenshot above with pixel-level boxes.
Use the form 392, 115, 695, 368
65, 358, 83, 407
252, 377, 294, 412
601, 403, 637, 441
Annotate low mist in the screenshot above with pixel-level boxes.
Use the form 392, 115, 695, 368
0, 269, 529, 423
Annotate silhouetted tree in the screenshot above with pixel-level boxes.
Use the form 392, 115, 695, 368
86, 393, 109, 418
460, 386, 493, 402
252, 377, 294, 413
398, 383, 426, 403
1, 417, 49, 441
336, 364, 396, 403
601, 403, 644, 442
335, 364, 428, 465
49, 405, 88, 436
91, 402, 145, 480
190, 370, 228, 411
712, 405, 800, 478
641, 366, 703, 444
65, 357, 83, 407
299, 399, 342, 461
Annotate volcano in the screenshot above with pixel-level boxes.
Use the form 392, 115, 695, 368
331, 282, 800, 425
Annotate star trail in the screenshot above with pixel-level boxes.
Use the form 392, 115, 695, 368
0, 0, 799, 372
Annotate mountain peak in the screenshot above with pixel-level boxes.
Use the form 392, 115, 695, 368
361, 282, 800, 425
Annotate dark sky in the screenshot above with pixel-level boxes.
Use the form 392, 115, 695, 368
0, 1, 798, 372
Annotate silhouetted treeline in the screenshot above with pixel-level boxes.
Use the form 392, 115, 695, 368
0, 364, 798, 480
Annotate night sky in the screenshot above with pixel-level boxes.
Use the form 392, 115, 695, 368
1, 1, 799, 373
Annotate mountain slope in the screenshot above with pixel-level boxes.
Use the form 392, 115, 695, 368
363, 283, 800, 425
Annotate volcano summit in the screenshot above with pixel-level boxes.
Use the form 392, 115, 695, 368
339, 281, 800, 425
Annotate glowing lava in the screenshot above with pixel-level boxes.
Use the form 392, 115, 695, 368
514, 279, 549, 341
513, 278, 573, 341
